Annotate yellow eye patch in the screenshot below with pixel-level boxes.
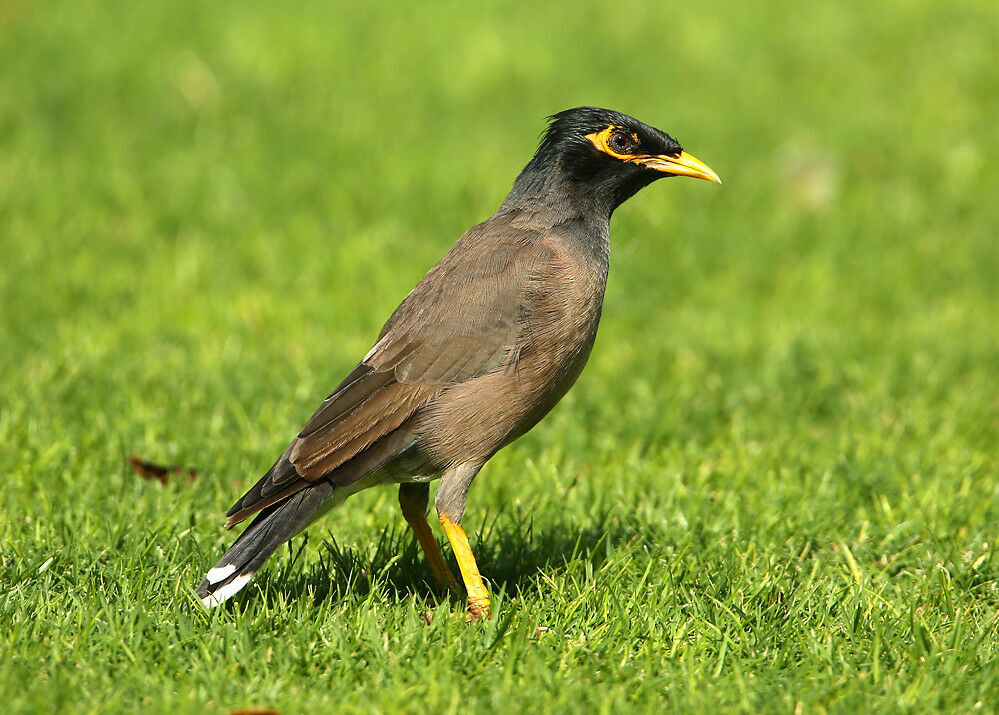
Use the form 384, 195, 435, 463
584, 126, 643, 160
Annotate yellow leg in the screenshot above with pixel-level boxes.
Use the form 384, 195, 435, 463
438, 514, 491, 621
399, 484, 459, 593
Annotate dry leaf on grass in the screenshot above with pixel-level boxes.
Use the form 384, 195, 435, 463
127, 455, 198, 485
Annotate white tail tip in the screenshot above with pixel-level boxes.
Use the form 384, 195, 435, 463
199, 573, 252, 608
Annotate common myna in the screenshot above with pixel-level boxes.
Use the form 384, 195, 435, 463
196, 107, 720, 619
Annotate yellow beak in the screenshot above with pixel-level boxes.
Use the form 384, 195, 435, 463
639, 151, 721, 183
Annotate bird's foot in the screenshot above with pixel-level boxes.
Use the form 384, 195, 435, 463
418, 597, 489, 625
465, 596, 491, 622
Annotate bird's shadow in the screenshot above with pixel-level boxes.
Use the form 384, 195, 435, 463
246, 509, 630, 609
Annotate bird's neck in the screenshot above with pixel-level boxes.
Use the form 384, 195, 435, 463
502, 156, 617, 217
499, 162, 613, 262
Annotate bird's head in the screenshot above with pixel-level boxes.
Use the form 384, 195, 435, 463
511, 106, 720, 216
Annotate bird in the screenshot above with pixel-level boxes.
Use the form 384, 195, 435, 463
195, 106, 720, 619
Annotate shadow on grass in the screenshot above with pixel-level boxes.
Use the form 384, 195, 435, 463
244, 509, 628, 609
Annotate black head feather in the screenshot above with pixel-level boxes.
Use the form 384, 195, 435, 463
540, 106, 683, 163
507, 107, 687, 216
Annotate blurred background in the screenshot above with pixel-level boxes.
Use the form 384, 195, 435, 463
3, 0, 995, 463
1, 0, 997, 710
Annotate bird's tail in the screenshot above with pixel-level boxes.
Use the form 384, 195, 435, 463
195, 482, 334, 608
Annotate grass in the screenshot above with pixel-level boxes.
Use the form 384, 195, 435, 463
1, 0, 998, 711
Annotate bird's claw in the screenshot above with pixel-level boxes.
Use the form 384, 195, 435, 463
465, 598, 491, 622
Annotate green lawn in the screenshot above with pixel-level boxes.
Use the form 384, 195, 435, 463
2, 0, 998, 712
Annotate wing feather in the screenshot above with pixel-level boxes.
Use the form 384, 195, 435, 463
224, 218, 550, 523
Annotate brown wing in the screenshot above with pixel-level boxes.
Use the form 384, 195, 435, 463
224, 219, 550, 526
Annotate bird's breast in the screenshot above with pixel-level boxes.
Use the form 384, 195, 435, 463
415, 239, 607, 467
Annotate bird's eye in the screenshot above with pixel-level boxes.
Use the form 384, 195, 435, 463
608, 130, 636, 154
